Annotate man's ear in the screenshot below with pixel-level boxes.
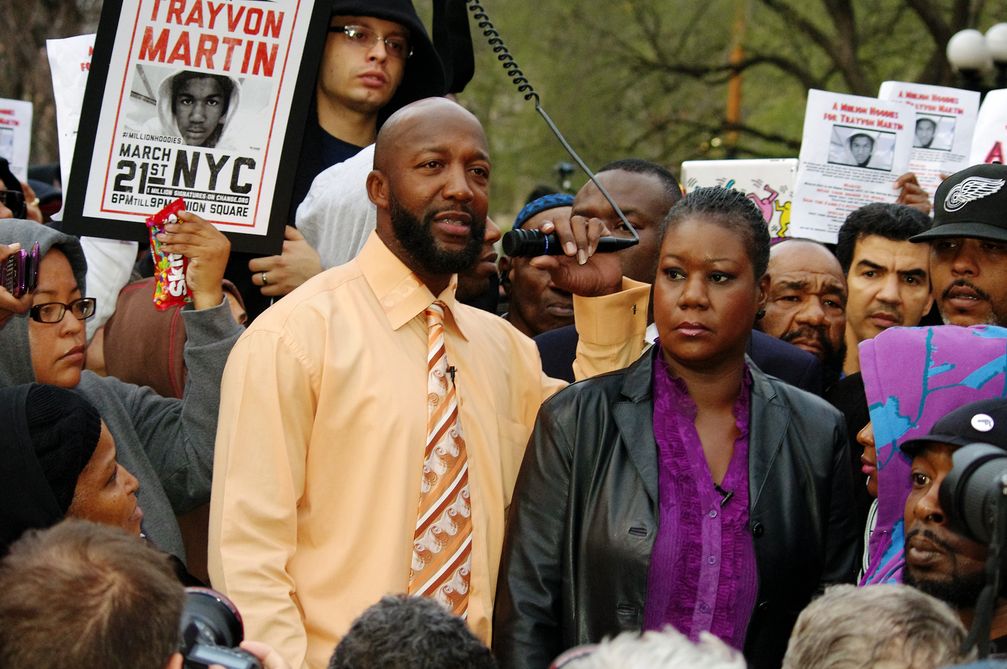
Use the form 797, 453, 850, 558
757, 273, 770, 315
164, 651, 184, 669
366, 169, 389, 209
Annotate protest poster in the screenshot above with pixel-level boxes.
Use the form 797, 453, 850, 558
877, 81, 979, 197
47, 33, 95, 221
62, 0, 330, 254
0, 98, 33, 182
970, 89, 1007, 165
790, 89, 914, 243
681, 158, 798, 239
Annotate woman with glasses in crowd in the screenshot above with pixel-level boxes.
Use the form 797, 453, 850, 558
0, 217, 241, 565
493, 188, 859, 669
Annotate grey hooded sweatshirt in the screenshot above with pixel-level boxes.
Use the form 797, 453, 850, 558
0, 220, 242, 561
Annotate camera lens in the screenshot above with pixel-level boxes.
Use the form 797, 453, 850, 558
180, 587, 246, 649
940, 443, 1007, 544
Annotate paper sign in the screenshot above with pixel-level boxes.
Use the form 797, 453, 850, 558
970, 89, 1007, 165
878, 81, 979, 196
47, 33, 96, 220
681, 158, 798, 238
0, 98, 33, 182
62, 0, 329, 254
790, 89, 914, 243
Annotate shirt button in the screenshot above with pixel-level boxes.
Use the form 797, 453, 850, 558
708, 509, 718, 519
708, 556, 717, 565
699, 603, 710, 613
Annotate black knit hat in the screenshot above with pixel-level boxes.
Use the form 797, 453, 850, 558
910, 163, 1007, 243
25, 385, 102, 513
329, 0, 447, 124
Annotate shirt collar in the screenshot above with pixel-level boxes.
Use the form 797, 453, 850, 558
357, 232, 469, 339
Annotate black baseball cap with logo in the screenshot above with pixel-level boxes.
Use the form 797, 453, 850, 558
910, 163, 1007, 243
901, 398, 1007, 456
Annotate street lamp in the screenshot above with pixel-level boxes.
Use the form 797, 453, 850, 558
988, 24, 1007, 89
947, 24, 1007, 94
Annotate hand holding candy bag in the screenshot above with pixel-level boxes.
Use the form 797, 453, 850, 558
146, 198, 231, 313
146, 198, 191, 311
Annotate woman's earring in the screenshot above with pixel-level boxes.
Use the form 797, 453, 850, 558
755, 308, 766, 320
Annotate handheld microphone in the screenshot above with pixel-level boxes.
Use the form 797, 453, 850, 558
502, 229, 639, 257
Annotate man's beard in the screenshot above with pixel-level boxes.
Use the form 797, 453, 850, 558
389, 195, 485, 276
903, 528, 987, 608
781, 326, 846, 385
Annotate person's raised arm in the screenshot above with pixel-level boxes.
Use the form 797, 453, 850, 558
123, 211, 243, 513
532, 217, 650, 381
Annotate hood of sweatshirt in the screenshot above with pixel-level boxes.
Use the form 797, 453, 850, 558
859, 324, 1007, 584
0, 219, 88, 388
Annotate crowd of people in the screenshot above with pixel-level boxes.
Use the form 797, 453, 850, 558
3, 0, 1007, 668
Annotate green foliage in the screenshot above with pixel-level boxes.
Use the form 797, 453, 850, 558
449, 0, 1000, 222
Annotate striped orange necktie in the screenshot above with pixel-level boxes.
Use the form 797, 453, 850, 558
408, 300, 472, 617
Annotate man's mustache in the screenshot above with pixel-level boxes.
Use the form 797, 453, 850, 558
781, 326, 832, 352
905, 527, 956, 554
942, 279, 991, 302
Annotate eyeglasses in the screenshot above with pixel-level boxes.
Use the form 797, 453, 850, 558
29, 297, 97, 324
328, 25, 413, 60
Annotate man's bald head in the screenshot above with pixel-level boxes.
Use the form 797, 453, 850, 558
373, 98, 487, 172
769, 239, 843, 272
759, 239, 848, 378
366, 97, 491, 295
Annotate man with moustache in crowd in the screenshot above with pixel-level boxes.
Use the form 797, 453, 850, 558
209, 98, 648, 668
910, 164, 1007, 328
899, 398, 1007, 650
757, 239, 848, 387
837, 204, 933, 377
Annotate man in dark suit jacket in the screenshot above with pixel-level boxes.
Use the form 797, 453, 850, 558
536, 324, 824, 395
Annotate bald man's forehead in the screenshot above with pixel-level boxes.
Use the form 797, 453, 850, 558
772, 241, 840, 266
376, 99, 487, 164
770, 243, 845, 284
381, 98, 483, 138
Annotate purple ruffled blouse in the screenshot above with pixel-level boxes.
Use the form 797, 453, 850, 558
642, 352, 758, 650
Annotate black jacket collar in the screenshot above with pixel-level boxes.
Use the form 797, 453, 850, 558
612, 349, 790, 510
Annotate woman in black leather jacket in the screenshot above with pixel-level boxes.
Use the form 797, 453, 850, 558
493, 188, 858, 669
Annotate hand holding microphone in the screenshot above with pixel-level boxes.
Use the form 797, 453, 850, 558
517, 215, 627, 299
